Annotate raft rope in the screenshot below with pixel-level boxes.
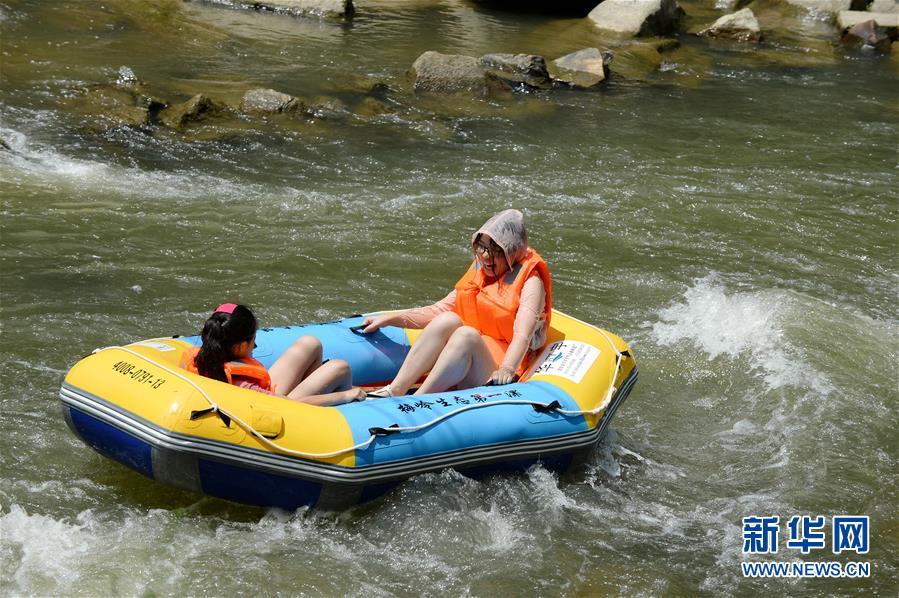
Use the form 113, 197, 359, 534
92, 329, 624, 460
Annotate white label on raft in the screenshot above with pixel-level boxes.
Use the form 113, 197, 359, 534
530, 341, 600, 384
133, 341, 176, 352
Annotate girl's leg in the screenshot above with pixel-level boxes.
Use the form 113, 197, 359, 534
387, 312, 463, 395
268, 335, 323, 395
414, 326, 496, 395
287, 359, 353, 400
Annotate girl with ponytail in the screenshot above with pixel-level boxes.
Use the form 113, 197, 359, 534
184, 303, 364, 406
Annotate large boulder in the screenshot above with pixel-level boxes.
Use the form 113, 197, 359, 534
781, 0, 852, 12
868, 0, 899, 12
698, 8, 761, 41
159, 94, 223, 128
549, 48, 613, 88
837, 10, 899, 27
240, 88, 303, 114
198, 0, 354, 20
410, 51, 488, 94
478, 53, 553, 90
587, 0, 685, 36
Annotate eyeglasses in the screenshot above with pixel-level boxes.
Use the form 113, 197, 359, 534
474, 242, 502, 258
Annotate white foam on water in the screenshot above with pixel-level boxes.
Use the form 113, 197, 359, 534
651, 273, 833, 395
0, 126, 276, 205
0, 504, 91, 595
8, 360, 67, 376
469, 504, 528, 554
526, 465, 578, 518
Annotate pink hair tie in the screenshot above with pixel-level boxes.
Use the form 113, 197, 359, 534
214, 303, 237, 315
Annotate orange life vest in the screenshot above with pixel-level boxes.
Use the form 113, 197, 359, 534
181, 346, 272, 391
453, 247, 552, 372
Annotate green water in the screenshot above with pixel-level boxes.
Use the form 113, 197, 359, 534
1, 0, 897, 595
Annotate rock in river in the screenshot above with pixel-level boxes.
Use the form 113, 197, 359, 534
478, 53, 553, 90
781, 0, 852, 13
837, 10, 899, 29
698, 8, 761, 41
240, 88, 303, 114
410, 51, 488, 94
587, 0, 685, 37
159, 94, 224, 128
198, 0, 354, 20
549, 48, 613, 89
841, 18, 895, 51
867, 0, 899, 13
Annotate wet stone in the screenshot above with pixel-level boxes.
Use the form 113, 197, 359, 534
587, 0, 685, 37
196, 0, 354, 20
159, 94, 223, 128
305, 95, 349, 118
478, 53, 553, 90
842, 18, 895, 51
82, 106, 150, 133
410, 51, 488, 94
837, 9, 899, 28
549, 48, 613, 89
782, 0, 852, 13
240, 88, 303, 114
607, 39, 680, 80
115, 65, 139, 87
867, 0, 899, 13
354, 96, 394, 117
698, 8, 762, 42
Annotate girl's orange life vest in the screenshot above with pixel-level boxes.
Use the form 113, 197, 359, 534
180, 346, 272, 391
453, 247, 552, 369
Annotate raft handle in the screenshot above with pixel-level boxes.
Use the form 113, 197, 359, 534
368, 424, 401, 436
531, 400, 561, 414
190, 406, 232, 428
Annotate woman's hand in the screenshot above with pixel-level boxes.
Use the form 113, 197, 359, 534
490, 365, 516, 385
361, 314, 394, 334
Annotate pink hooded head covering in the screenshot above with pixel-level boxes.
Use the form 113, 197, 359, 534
471, 209, 528, 273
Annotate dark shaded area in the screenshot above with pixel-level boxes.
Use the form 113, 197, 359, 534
468, 0, 599, 18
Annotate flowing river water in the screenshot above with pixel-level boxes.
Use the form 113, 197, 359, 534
1, 0, 897, 595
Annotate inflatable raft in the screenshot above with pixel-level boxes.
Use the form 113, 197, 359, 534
60, 310, 638, 510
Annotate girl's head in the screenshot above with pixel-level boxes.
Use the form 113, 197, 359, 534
195, 303, 258, 382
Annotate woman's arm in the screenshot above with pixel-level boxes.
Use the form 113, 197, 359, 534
362, 290, 457, 332
492, 275, 546, 383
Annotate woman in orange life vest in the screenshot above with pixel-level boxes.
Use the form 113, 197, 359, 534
183, 303, 365, 405
362, 209, 551, 396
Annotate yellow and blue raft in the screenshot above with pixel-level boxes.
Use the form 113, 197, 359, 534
59, 310, 638, 509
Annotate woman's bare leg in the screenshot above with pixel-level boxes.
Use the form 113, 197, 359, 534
268, 335, 323, 395
414, 326, 496, 395
387, 312, 463, 395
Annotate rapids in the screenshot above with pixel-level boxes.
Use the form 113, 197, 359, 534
1, 0, 896, 595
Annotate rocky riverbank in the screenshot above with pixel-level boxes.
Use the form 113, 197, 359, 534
32, 0, 899, 140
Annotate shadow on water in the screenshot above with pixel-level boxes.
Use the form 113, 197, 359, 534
467, 0, 600, 18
